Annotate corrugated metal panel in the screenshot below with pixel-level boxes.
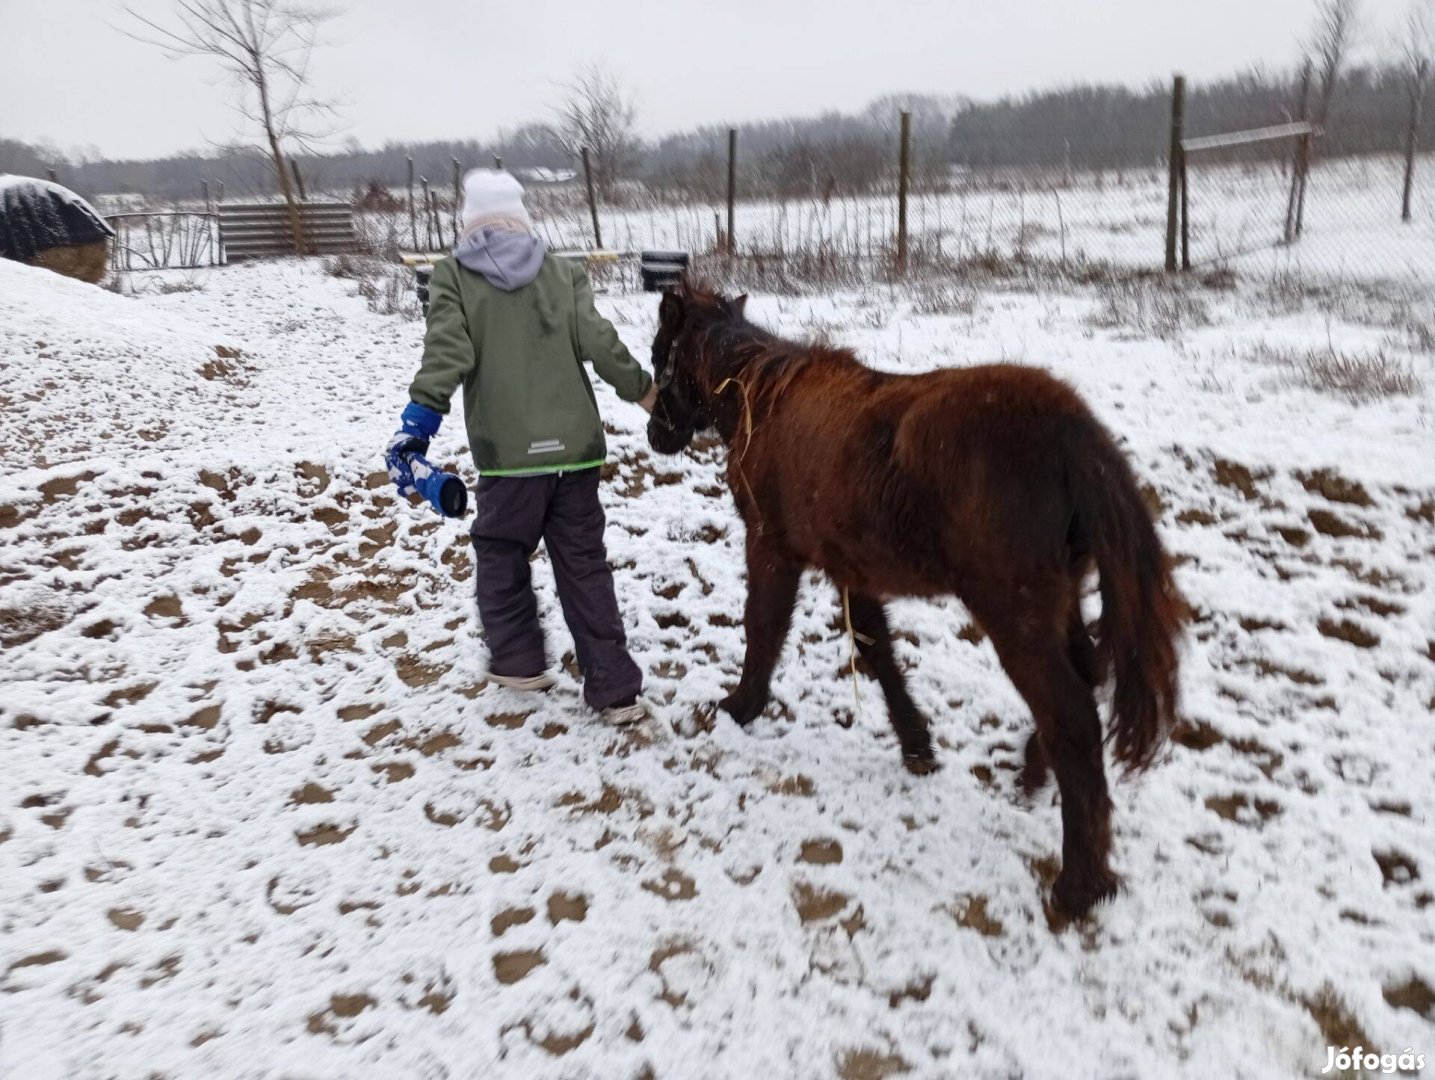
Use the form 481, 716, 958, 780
218, 202, 356, 261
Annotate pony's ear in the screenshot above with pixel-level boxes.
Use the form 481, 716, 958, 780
658, 290, 684, 332
727, 294, 748, 320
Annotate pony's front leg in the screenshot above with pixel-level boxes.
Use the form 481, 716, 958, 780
847, 591, 939, 775
720, 538, 801, 727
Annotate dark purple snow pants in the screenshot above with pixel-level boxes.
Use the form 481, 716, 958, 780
469, 468, 642, 710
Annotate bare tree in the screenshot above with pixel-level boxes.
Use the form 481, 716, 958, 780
1284, 57, 1315, 242
1287, 0, 1362, 239
1310, 0, 1362, 125
551, 63, 640, 197
126, 0, 339, 254
1397, 0, 1434, 222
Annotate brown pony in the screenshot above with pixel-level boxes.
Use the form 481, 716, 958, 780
646, 276, 1186, 918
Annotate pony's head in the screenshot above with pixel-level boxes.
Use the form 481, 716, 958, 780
647, 275, 747, 454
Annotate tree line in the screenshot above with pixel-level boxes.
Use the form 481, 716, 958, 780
4, 61, 1431, 204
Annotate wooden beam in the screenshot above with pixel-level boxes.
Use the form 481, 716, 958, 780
1183, 121, 1319, 154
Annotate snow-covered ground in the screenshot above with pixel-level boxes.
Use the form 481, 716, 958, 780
1, 255, 1433, 1079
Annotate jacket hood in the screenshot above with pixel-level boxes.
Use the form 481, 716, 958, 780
452, 227, 546, 290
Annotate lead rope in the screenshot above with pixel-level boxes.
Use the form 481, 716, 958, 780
712, 376, 755, 457
714, 373, 862, 722
712, 375, 757, 506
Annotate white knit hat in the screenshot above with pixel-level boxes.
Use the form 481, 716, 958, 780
459, 169, 532, 236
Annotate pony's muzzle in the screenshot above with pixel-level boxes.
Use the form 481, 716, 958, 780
646, 412, 693, 455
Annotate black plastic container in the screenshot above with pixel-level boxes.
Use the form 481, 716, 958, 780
640, 250, 690, 292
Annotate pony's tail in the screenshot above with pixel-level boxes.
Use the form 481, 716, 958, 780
1068, 423, 1187, 774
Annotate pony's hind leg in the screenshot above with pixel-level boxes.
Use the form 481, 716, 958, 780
1021, 603, 1098, 796
984, 611, 1117, 918
1019, 731, 1050, 796
721, 537, 801, 726
1067, 601, 1100, 688
847, 591, 937, 775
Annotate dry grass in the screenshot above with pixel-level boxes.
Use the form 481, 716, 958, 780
1085, 278, 1212, 339
30, 240, 110, 285
1248, 341, 1421, 403
324, 254, 420, 320
1301, 348, 1420, 401
353, 210, 409, 260
153, 276, 205, 295
1249, 273, 1435, 356
0, 599, 72, 649
692, 241, 1138, 299
910, 279, 979, 316
695, 245, 871, 295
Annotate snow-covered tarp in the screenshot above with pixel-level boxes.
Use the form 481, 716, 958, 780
0, 174, 115, 264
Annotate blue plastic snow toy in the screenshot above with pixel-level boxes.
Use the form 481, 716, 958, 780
386, 402, 468, 518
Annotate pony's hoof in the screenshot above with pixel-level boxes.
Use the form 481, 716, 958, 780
719, 694, 764, 727
1052, 864, 1120, 919
903, 752, 941, 776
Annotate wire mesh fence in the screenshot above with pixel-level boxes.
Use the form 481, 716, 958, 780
80, 90, 1434, 288
1182, 148, 1435, 283
106, 212, 222, 271
516, 138, 1171, 283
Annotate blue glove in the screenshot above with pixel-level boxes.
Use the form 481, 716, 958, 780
386, 402, 442, 497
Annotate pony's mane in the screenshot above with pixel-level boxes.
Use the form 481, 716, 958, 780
677, 274, 859, 395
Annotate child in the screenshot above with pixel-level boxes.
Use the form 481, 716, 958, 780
386, 170, 656, 725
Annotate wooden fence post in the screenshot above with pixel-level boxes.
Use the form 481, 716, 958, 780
493, 154, 503, 170
896, 110, 911, 273
726, 127, 737, 256
1165, 74, 1185, 273
451, 156, 461, 245
581, 147, 602, 249
407, 156, 417, 251
1180, 147, 1190, 271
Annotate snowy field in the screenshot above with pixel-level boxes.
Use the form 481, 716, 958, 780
1, 253, 1434, 1079
515, 153, 1435, 286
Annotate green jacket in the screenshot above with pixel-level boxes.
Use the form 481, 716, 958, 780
408, 253, 653, 476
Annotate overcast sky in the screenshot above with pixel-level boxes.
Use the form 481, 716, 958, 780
0, 0, 1417, 160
